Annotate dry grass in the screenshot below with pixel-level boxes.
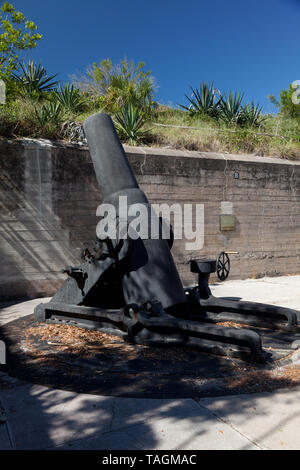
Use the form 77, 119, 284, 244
1, 100, 300, 160
0, 98, 62, 139
143, 107, 300, 160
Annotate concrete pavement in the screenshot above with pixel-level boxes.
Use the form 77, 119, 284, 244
210, 275, 300, 310
1, 275, 300, 450
0, 383, 258, 450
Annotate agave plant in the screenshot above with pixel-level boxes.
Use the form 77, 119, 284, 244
114, 104, 151, 145
12, 61, 59, 99
54, 84, 84, 113
180, 82, 221, 117
35, 102, 62, 127
219, 91, 244, 125
239, 101, 266, 128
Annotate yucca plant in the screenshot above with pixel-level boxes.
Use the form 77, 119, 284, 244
35, 102, 62, 127
114, 104, 151, 145
54, 84, 84, 113
12, 61, 59, 100
180, 82, 221, 118
219, 91, 244, 125
239, 101, 266, 128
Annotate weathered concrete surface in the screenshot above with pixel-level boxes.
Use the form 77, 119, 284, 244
1, 138, 300, 300
0, 415, 11, 450
0, 383, 258, 450
2, 377, 300, 450
1, 277, 300, 449
210, 275, 300, 310
200, 388, 300, 450
0, 298, 50, 327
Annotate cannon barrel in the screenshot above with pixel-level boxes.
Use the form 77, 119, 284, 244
83, 113, 139, 201
83, 113, 187, 310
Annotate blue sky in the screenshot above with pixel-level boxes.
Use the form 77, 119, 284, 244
11, 0, 300, 113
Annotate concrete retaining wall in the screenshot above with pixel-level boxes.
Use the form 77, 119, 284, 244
1, 137, 300, 300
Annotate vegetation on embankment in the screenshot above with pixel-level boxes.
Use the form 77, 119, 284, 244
2, 93, 300, 161
1, 2, 300, 160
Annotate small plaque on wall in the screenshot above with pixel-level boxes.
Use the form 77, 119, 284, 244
219, 214, 236, 231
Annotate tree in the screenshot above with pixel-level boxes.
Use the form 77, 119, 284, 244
0, 2, 42, 77
268, 83, 300, 119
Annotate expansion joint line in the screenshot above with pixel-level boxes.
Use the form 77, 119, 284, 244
193, 399, 266, 450
36, 147, 43, 221
0, 398, 16, 450
109, 398, 117, 433
259, 196, 266, 277
289, 164, 296, 233
221, 154, 229, 201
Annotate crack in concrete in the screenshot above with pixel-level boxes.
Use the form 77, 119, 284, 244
139, 149, 147, 175
259, 191, 267, 277
193, 399, 266, 450
289, 164, 296, 233
221, 154, 228, 201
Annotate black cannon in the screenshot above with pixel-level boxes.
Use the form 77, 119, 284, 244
34, 113, 300, 362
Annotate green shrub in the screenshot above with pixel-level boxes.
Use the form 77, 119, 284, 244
2, 75, 23, 102
0, 98, 60, 138
73, 58, 156, 117
268, 84, 300, 119
35, 101, 62, 127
